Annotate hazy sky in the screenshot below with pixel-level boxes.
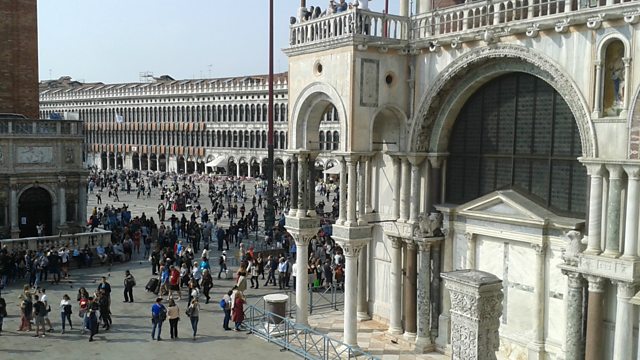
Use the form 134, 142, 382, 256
38, 0, 399, 84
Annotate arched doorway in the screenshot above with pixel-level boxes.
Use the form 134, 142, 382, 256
141, 154, 149, 171
177, 156, 185, 174
150, 154, 158, 171
18, 187, 52, 238
275, 158, 285, 180
116, 154, 123, 170
108, 152, 115, 169
445, 72, 586, 216
132, 153, 140, 170
239, 158, 248, 177
228, 159, 237, 177
159, 154, 167, 172
186, 158, 195, 174
196, 160, 205, 174
101, 152, 108, 170
250, 159, 260, 177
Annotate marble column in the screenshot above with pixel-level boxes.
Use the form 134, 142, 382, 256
613, 282, 635, 360
338, 156, 347, 225
346, 156, 359, 226
79, 180, 88, 224
342, 242, 364, 347
294, 234, 311, 326
357, 157, 367, 225
365, 156, 373, 213
259, 162, 263, 176
404, 240, 418, 339
290, 155, 299, 215
297, 153, 308, 217
465, 233, 476, 269
593, 61, 603, 117
399, 157, 411, 222
409, 157, 423, 223
415, 240, 433, 352
357, 242, 370, 320
399, 0, 409, 16
236, 162, 241, 177
10, 184, 19, 236
284, 160, 290, 182
389, 236, 404, 334
392, 156, 401, 219
622, 165, 640, 259
58, 177, 67, 226
585, 164, 604, 254
417, 0, 432, 13
562, 271, 585, 360
529, 244, 546, 359
307, 155, 316, 217
585, 276, 606, 360
603, 164, 623, 257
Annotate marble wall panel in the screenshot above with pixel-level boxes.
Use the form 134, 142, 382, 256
476, 235, 504, 278
505, 289, 535, 337
546, 247, 566, 296
507, 242, 535, 287
453, 232, 468, 270
547, 297, 565, 343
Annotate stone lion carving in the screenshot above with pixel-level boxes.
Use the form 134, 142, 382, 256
562, 230, 584, 266
416, 212, 444, 238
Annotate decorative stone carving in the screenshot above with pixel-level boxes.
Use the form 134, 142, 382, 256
450, 37, 462, 49
65, 147, 74, 163
555, 18, 571, 33
16, 146, 53, 164
443, 270, 503, 360
525, 24, 539, 38
587, 14, 605, 29
562, 230, 584, 266
624, 10, 640, 24
339, 240, 366, 258
415, 212, 444, 238
428, 40, 440, 52
411, 44, 593, 158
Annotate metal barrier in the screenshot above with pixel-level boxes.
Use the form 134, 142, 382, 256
309, 284, 343, 314
244, 299, 379, 360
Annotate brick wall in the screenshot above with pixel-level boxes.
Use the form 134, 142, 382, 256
0, 0, 39, 119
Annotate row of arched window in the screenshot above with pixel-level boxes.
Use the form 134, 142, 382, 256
87, 129, 289, 150
40, 102, 289, 123
319, 130, 340, 150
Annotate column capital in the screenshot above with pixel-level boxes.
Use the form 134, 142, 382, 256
586, 275, 607, 293
613, 281, 636, 299
390, 236, 404, 249
289, 230, 316, 247
583, 163, 605, 177
623, 164, 640, 179
606, 164, 624, 179
58, 175, 67, 183
464, 232, 475, 242
406, 153, 427, 166
427, 152, 448, 168
562, 270, 584, 287
415, 239, 432, 252
337, 240, 367, 257
405, 239, 417, 251
531, 243, 547, 255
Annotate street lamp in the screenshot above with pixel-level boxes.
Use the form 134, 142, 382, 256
264, 0, 276, 234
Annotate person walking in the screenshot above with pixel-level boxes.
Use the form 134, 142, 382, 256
151, 297, 166, 341
60, 294, 73, 334
222, 289, 232, 331
231, 290, 245, 331
187, 297, 200, 340
87, 296, 99, 342
167, 298, 180, 339
33, 294, 47, 338
123, 270, 136, 303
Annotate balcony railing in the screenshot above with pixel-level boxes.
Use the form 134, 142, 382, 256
0, 119, 84, 137
0, 228, 112, 252
288, 0, 638, 50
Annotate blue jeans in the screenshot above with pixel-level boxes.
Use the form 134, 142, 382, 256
61, 312, 72, 331
190, 316, 198, 337
223, 309, 231, 329
152, 317, 163, 339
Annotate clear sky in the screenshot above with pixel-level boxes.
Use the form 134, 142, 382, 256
37, 0, 399, 84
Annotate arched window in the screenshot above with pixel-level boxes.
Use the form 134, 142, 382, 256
332, 131, 339, 150
319, 132, 325, 150
446, 73, 585, 216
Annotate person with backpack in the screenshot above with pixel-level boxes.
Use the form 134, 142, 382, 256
151, 297, 166, 341
221, 289, 232, 331
123, 270, 136, 303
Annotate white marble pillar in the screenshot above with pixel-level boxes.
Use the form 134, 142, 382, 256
342, 242, 364, 347
393, 156, 401, 219
58, 177, 67, 226
585, 164, 604, 254
613, 282, 635, 360
307, 154, 316, 217
290, 156, 299, 215
603, 164, 623, 257
338, 156, 347, 225
400, 0, 409, 16
399, 157, 411, 222
623, 165, 640, 259
236, 162, 241, 178
297, 153, 309, 218
284, 160, 290, 182
365, 156, 373, 213
357, 243, 370, 320
593, 62, 603, 117
10, 184, 19, 233
529, 244, 546, 359
389, 236, 403, 334
465, 233, 476, 269
346, 156, 358, 226
357, 157, 367, 225
621, 58, 631, 117
260, 162, 264, 177
409, 157, 423, 223
415, 240, 433, 353
295, 235, 311, 325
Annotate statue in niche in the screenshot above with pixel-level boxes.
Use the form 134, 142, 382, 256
65, 147, 74, 163
604, 41, 625, 116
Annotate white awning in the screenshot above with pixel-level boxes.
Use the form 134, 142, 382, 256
323, 163, 341, 174
205, 156, 227, 168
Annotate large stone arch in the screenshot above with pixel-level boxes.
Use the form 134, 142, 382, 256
370, 104, 408, 152
290, 82, 349, 151
410, 44, 596, 157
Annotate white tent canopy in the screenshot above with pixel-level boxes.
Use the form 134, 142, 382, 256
323, 163, 341, 174
205, 156, 227, 168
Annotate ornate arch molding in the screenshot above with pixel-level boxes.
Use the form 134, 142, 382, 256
17, 184, 58, 205
627, 88, 640, 159
290, 82, 349, 151
410, 44, 596, 157
369, 103, 409, 152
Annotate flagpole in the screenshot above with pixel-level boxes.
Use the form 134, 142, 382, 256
264, 0, 275, 234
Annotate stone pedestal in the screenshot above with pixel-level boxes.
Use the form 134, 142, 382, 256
442, 270, 503, 360
264, 293, 289, 324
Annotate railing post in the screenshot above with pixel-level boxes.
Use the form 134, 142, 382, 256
309, 285, 313, 314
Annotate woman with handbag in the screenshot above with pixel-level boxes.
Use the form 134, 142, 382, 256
167, 298, 179, 339
187, 297, 200, 340
59, 294, 73, 334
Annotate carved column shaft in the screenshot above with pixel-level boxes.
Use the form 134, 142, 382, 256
613, 282, 635, 360
623, 165, 640, 259
531, 245, 546, 350
338, 156, 347, 224
357, 158, 366, 225
604, 165, 623, 257
307, 155, 316, 216
393, 156, 401, 219
585, 276, 606, 360
404, 240, 418, 338
622, 58, 631, 115
291, 156, 299, 213
399, 157, 411, 222
59, 179, 67, 225
389, 236, 403, 334
563, 271, 585, 360
466, 233, 476, 269
409, 161, 422, 223
10, 185, 18, 229
297, 153, 308, 217
585, 164, 604, 254
593, 63, 603, 116
357, 243, 370, 320
415, 241, 433, 352
365, 156, 373, 213
346, 157, 358, 225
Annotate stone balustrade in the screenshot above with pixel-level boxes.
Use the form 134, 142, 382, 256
0, 228, 111, 252
288, 0, 639, 50
0, 118, 83, 137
